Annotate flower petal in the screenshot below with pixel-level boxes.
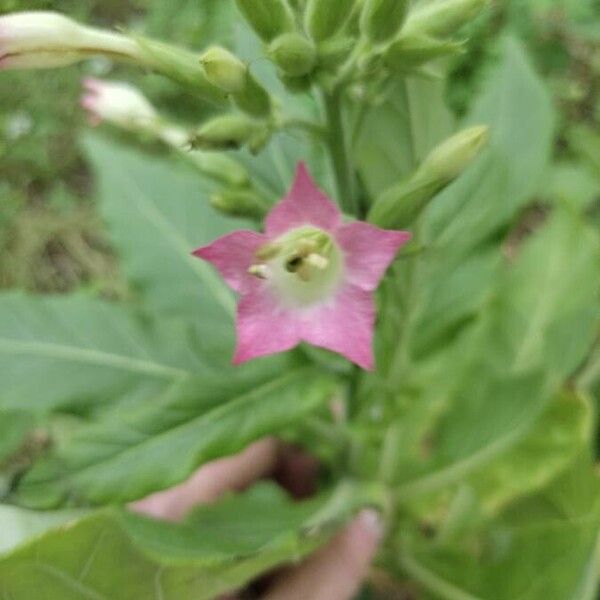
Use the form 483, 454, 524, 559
193, 230, 266, 294
299, 285, 375, 370
335, 222, 411, 291
233, 287, 300, 364
265, 162, 341, 237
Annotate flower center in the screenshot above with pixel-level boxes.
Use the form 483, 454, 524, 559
249, 227, 343, 308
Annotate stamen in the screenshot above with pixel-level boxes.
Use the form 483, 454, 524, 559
255, 243, 281, 261
248, 264, 269, 279
305, 253, 328, 270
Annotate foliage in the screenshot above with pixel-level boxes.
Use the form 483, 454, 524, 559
0, 0, 599, 599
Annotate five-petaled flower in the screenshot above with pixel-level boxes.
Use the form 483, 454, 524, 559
194, 164, 411, 370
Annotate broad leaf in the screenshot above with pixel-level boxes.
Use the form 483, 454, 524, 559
85, 135, 245, 323
15, 367, 337, 507
0, 482, 369, 600
0, 293, 199, 412
398, 460, 600, 600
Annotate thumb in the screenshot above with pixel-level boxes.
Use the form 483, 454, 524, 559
264, 509, 383, 600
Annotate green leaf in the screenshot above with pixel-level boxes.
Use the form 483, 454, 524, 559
0, 293, 201, 412
0, 506, 86, 555
15, 367, 337, 507
424, 37, 555, 254
353, 78, 455, 200
0, 481, 367, 600
84, 135, 245, 323
398, 460, 600, 600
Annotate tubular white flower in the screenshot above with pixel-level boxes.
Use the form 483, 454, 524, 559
0, 11, 142, 70
81, 78, 158, 129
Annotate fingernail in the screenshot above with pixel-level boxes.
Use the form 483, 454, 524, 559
357, 508, 384, 540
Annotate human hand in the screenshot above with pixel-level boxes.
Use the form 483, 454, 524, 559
132, 438, 382, 600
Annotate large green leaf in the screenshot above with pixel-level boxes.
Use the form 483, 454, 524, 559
85, 135, 245, 323
406, 37, 556, 361
15, 366, 337, 507
0, 481, 369, 600
364, 207, 600, 508
398, 460, 600, 600
0, 293, 199, 412
353, 78, 455, 200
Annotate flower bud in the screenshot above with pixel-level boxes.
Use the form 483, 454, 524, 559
232, 73, 272, 118
268, 33, 317, 77
0, 11, 142, 70
369, 126, 489, 228
317, 36, 355, 69
190, 114, 265, 151
210, 189, 269, 219
188, 153, 250, 187
305, 0, 356, 42
419, 125, 489, 182
199, 46, 247, 94
280, 73, 313, 94
383, 34, 464, 72
360, 0, 408, 44
80, 78, 158, 129
234, 0, 295, 42
404, 0, 488, 38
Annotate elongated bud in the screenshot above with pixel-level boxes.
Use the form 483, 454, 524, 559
404, 0, 487, 38
360, 0, 408, 44
384, 34, 464, 72
210, 189, 269, 219
305, 0, 356, 42
133, 35, 226, 105
0, 11, 142, 70
269, 33, 317, 77
80, 78, 158, 129
369, 126, 489, 228
191, 114, 266, 151
200, 46, 247, 93
232, 73, 272, 118
234, 0, 295, 42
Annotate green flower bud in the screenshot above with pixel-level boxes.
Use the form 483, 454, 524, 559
368, 125, 489, 228
210, 189, 269, 219
269, 33, 317, 77
200, 46, 247, 94
360, 0, 408, 44
419, 125, 489, 182
305, 0, 356, 42
383, 33, 464, 72
317, 36, 356, 69
234, 0, 295, 42
133, 35, 227, 105
280, 73, 313, 93
190, 114, 264, 151
404, 0, 488, 38
188, 152, 250, 187
232, 73, 273, 118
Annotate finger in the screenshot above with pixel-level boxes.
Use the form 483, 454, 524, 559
131, 437, 279, 521
264, 509, 383, 600
274, 444, 319, 499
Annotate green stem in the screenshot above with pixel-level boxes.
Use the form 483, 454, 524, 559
321, 89, 359, 216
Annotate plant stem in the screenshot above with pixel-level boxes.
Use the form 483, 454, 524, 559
321, 89, 359, 216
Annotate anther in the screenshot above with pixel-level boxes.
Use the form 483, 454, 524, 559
248, 264, 269, 279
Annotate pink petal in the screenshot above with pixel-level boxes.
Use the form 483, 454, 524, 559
265, 162, 341, 237
299, 285, 376, 370
233, 287, 300, 364
193, 230, 266, 294
335, 222, 411, 291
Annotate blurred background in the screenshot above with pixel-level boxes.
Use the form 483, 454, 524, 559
0, 0, 598, 299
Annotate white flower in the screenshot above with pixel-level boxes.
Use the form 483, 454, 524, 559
0, 11, 141, 70
80, 78, 158, 129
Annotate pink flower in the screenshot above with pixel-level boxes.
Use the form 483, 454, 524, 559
193, 164, 411, 370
